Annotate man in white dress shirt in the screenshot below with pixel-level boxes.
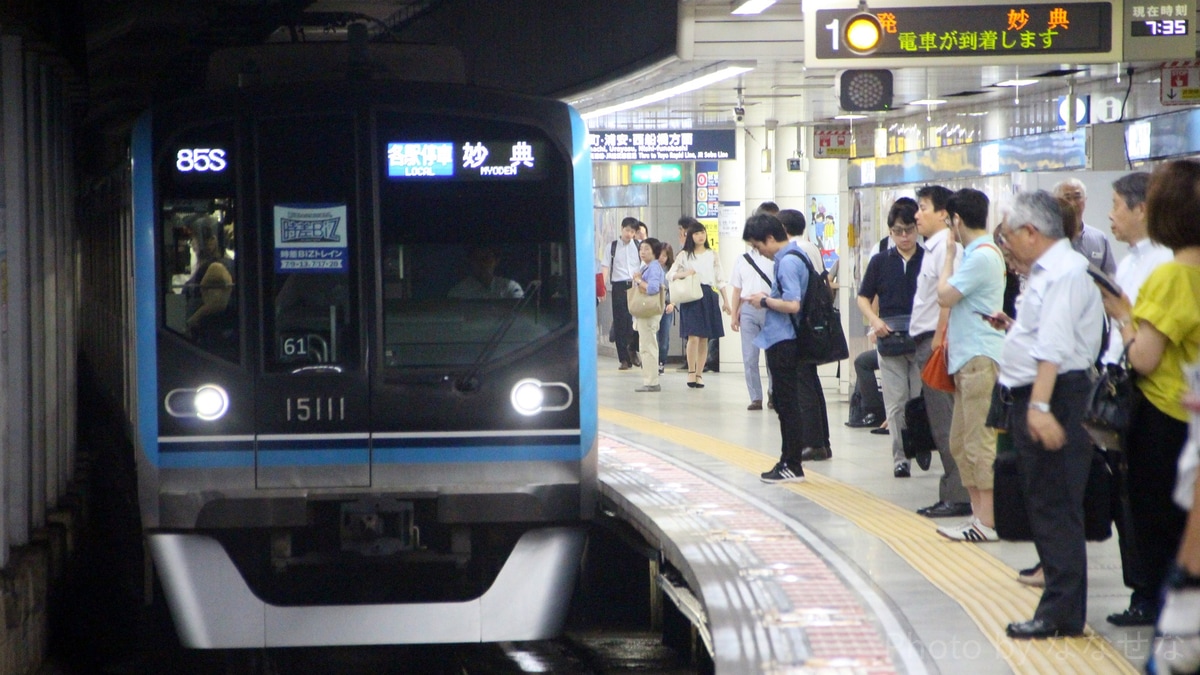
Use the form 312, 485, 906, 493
911, 185, 971, 517
602, 217, 643, 370
997, 190, 1104, 640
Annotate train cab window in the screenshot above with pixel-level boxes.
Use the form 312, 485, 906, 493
376, 115, 575, 371
257, 114, 359, 373
160, 200, 240, 362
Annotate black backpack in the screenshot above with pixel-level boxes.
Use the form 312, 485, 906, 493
778, 249, 849, 365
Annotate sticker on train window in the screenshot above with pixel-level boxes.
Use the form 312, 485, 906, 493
274, 204, 348, 274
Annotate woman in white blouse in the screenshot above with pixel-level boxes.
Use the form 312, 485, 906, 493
670, 220, 731, 388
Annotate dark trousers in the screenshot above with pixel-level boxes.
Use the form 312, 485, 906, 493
1126, 391, 1189, 612
1108, 447, 1154, 610
656, 311, 673, 366
766, 339, 828, 467
854, 349, 885, 414
610, 281, 637, 364
1011, 371, 1094, 631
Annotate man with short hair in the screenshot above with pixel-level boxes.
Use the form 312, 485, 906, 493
1102, 171, 1174, 626
1053, 178, 1118, 276
998, 190, 1104, 640
777, 209, 831, 461
911, 185, 971, 518
601, 218, 642, 369
744, 214, 822, 483
729, 239, 775, 410
857, 197, 924, 477
934, 188, 1006, 542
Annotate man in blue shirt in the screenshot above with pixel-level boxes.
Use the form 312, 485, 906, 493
743, 214, 825, 484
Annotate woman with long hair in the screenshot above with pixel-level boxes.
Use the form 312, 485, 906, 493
670, 219, 730, 388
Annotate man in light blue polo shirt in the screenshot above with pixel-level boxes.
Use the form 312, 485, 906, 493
934, 188, 1006, 542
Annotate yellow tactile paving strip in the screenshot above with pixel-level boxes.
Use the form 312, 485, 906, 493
600, 406, 1139, 674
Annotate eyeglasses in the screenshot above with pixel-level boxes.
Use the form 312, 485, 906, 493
1060, 191, 1085, 202
890, 225, 917, 236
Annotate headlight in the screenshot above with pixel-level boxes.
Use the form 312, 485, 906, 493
165, 383, 230, 421
509, 378, 574, 416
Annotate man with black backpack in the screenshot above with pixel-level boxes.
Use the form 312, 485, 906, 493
743, 214, 834, 484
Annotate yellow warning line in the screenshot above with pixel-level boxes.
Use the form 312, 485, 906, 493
600, 406, 1138, 674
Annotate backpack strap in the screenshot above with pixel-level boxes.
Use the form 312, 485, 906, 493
744, 253, 772, 287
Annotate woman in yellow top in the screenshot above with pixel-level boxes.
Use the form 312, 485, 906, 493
1102, 159, 1200, 626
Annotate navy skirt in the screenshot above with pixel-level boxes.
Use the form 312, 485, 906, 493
678, 284, 725, 339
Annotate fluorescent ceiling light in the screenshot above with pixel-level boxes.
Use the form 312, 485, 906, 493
995, 79, 1039, 87
909, 98, 947, 106
732, 0, 777, 14
834, 113, 868, 120
581, 64, 755, 120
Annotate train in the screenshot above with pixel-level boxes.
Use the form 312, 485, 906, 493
79, 42, 597, 648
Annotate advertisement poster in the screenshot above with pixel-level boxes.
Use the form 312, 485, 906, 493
274, 204, 348, 274
809, 194, 840, 271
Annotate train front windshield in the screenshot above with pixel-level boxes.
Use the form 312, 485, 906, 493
374, 113, 575, 372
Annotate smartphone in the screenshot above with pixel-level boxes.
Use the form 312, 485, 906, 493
1086, 266, 1121, 297
973, 310, 993, 319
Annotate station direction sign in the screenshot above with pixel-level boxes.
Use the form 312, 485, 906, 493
588, 129, 736, 162
630, 164, 683, 183
806, 1, 1195, 67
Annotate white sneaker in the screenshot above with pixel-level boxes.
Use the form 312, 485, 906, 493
937, 517, 998, 542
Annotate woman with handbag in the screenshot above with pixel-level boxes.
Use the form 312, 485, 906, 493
670, 220, 730, 388
631, 238, 667, 392
1100, 160, 1200, 628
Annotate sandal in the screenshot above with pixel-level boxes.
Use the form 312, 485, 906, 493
687, 369, 700, 388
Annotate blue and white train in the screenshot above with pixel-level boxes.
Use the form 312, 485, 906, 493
83, 45, 597, 648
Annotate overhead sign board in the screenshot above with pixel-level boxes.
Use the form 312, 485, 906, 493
805, 1, 1121, 67
1124, 1, 1196, 60
814, 129, 853, 158
588, 129, 736, 162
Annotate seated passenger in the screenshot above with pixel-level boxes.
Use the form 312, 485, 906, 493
448, 247, 524, 299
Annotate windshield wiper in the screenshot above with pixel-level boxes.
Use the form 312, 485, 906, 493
454, 280, 542, 392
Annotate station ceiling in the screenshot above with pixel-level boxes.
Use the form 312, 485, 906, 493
30, 1, 1186, 143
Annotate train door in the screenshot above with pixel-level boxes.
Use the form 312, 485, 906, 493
253, 112, 369, 489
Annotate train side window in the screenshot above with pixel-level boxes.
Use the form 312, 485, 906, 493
160, 201, 240, 362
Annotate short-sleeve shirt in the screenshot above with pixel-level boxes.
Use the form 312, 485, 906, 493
946, 238, 1006, 373
754, 241, 809, 351
857, 246, 923, 320
1133, 261, 1200, 421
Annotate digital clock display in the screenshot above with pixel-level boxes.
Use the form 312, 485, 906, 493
1132, 18, 1189, 36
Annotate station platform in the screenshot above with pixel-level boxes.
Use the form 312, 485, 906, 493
597, 356, 1148, 674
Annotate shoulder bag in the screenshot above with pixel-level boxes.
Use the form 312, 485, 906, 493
876, 315, 916, 357
921, 310, 956, 393
627, 285, 665, 318
1082, 349, 1134, 450
669, 255, 704, 304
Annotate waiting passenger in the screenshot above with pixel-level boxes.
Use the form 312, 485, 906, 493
934, 188, 1006, 542
655, 243, 676, 376
911, 185, 971, 519
1053, 177, 1118, 276
997, 190, 1104, 640
448, 246, 524, 299
1101, 160, 1200, 635
631, 238, 665, 393
729, 234, 775, 410
857, 197, 924, 477
670, 220, 729, 388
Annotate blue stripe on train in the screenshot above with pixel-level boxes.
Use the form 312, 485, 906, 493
157, 439, 584, 468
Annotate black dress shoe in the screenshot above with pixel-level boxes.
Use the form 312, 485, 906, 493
1006, 618, 1083, 639
916, 501, 973, 518
800, 446, 832, 462
845, 412, 880, 428
915, 449, 932, 471
1106, 606, 1157, 626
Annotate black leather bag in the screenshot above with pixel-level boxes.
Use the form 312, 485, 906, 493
901, 396, 936, 460
993, 444, 1113, 542
1082, 356, 1134, 450
876, 315, 916, 357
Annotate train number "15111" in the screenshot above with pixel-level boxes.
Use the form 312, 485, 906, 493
286, 397, 346, 422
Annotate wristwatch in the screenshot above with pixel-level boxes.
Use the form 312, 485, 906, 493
759, 296, 768, 309
1028, 401, 1052, 413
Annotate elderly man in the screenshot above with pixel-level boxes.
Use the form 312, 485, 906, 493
996, 190, 1104, 639
1053, 177, 1117, 276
